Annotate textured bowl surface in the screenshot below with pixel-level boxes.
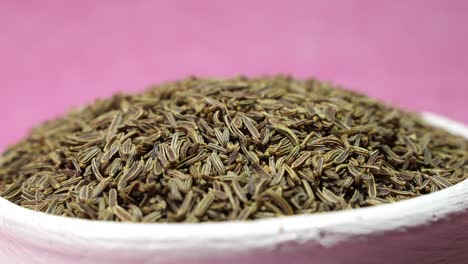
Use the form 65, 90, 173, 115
1, 112, 468, 264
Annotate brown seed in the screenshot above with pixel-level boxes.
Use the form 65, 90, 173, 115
194, 191, 215, 217
252, 163, 270, 179
270, 124, 299, 146
113, 205, 134, 222
242, 116, 261, 139
108, 189, 118, 208
232, 179, 248, 203
291, 152, 311, 169
259, 189, 294, 215
117, 160, 145, 189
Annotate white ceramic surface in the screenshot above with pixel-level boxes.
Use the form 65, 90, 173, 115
1, 112, 467, 264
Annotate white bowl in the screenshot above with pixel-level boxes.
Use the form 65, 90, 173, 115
1, 112, 467, 264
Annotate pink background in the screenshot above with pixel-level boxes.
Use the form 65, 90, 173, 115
0, 0, 467, 153
1, 2, 468, 263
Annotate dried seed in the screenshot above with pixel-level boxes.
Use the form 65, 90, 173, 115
108, 189, 118, 208
242, 116, 261, 139
194, 191, 215, 217
270, 124, 299, 146
117, 160, 145, 189
291, 152, 311, 168
259, 189, 293, 215
113, 205, 134, 222
1, 76, 467, 224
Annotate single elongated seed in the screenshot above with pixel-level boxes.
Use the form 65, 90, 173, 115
242, 116, 261, 139
165, 144, 178, 163
0, 183, 20, 197
270, 165, 285, 186
91, 178, 111, 198
424, 148, 432, 165
259, 189, 294, 215
291, 152, 311, 168
211, 152, 226, 175
91, 158, 105, 181
228, 146, 239, 165
128, 204, 143, 222
168, 179, 183, 201
432, 175, 453, 189
334, 150, 349, 164
194, 191, 215, 217
365, 174, 377, 198
142, 211, 163, 223
79, 185, 91, 201
232, 179, 248, 203
101, 146, 119, 165
283, 164, 300, 184
113, 205, 134, 222
117, 160, 145, 189
240, 145, 259, 163
109, 189, 118, 208
207, 143, 227, 153
270, 124, 299, 146
107, 112, 123, 140
173, 191, 194, 220
79, 147, 101, 165
252, 163, 270, 178
121, 138, 133, 155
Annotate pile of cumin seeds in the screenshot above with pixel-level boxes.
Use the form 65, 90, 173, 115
0, 76, 467, 223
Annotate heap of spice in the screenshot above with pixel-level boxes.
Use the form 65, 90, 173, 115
0, 76, 467, 223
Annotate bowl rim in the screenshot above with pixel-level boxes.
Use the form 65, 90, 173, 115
1, 112, 467, 254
